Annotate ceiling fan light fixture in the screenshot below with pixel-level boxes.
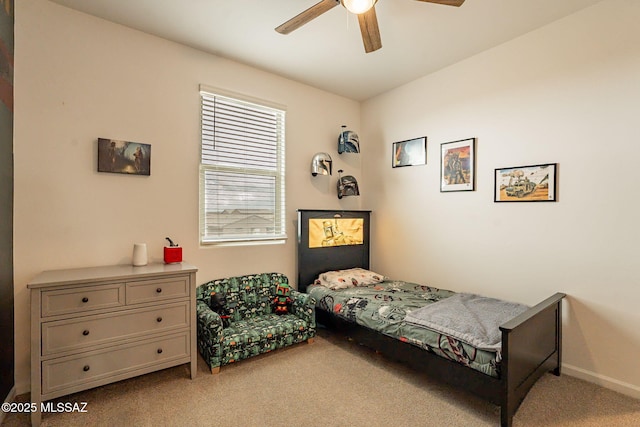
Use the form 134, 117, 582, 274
341, 0, 377, 15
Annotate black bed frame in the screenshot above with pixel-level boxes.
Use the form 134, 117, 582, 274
297, 209, 565, 427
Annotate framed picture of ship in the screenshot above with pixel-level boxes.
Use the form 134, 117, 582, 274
392, 137, 427, 168
494, 163, 557, 202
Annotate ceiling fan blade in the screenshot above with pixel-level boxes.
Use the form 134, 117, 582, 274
414, 0, 465, 6
357, 7, 382, 53
275, 0, 340, 34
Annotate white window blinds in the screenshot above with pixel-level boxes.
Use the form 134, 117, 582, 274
200, 90, 286, 244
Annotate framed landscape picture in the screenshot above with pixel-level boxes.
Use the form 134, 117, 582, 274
440, 138, 475, 192
392, 137, 427, 168
98, 138, 151, 176
494, 163, 557, 202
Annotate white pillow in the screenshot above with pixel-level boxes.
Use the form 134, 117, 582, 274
315, 268, 385, 290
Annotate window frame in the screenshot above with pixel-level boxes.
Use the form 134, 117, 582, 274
199, 86, 286, 246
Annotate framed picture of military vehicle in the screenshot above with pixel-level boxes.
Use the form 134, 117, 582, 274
494, 163, 557, 202
440, 138, 476, 192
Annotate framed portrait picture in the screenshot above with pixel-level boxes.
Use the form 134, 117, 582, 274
392, 137, 427, 168
440, 138, 475, 192
98, 138, 151, 176
494, 163, 557, 202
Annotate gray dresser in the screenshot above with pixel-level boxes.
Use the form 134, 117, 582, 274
28, 263, 198, 426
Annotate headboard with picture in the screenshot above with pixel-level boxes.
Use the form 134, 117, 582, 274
297, 209, 371, 292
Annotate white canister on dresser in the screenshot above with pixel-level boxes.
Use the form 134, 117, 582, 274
132, 243, 148, 266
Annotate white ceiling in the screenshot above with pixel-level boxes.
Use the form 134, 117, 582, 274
48, 0, 602, 101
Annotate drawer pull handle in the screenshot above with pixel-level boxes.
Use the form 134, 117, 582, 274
156, 317, 163, 323
82, 297, 89, 303
156, 288, 162, 294
157, 348, 163, 354
82, 330, 90, 336
83, 365, 90, 372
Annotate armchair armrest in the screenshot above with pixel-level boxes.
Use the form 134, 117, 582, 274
197, 300, 224, 336
196, 299, 226, 372
290, 290, 316, 329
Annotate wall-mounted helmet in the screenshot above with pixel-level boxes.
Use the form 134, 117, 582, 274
311, 152, 333, 176
337, 169, 360, 199
338, 125, 360, 154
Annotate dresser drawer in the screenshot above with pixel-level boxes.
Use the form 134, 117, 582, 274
42, 332, 190, 395
41, 283, 125, 317
126, 276, 189, 305
42, 301, 190, 355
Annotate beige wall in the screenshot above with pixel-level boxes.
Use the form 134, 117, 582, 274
14, 0, 640, 400
13, 0, 361, 392
361, 0, 640, 398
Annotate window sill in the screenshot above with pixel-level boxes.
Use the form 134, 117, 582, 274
200, 238, 287, 248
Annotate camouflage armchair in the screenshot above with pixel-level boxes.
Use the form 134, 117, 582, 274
196, 272, 316, 374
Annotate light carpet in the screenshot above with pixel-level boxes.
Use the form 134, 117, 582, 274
3, 329, 640, 426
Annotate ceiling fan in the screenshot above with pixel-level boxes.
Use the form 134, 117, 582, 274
275, 0, 465, 53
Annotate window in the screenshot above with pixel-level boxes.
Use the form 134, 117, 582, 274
200, 87, 286, 244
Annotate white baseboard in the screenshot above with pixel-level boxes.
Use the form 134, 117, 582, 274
563, 363, 640, 400
1, 386, 17, 425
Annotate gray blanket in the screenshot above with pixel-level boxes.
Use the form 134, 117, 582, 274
403, 293, 529, 351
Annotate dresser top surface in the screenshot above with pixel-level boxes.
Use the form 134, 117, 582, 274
28, 262, 198, 288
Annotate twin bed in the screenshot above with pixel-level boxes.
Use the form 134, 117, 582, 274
297, 209, 565, 427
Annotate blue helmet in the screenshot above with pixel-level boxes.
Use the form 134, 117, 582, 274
338, 126, 360, 154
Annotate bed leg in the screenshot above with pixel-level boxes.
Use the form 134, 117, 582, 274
501, 393, 516, 427
211, 366, 220, 375
554, 294, 563, 378
500, 407, 513, 427
307, 338, 315, 344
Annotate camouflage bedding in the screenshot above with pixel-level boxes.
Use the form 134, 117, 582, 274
308, 280, 501, 377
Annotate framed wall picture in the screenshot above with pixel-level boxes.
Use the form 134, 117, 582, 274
440, 138, 475, 192
494, 163, 557, 202
98, 138, 151, 176
392, 137, 426, 168
308, 217, 364, 248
